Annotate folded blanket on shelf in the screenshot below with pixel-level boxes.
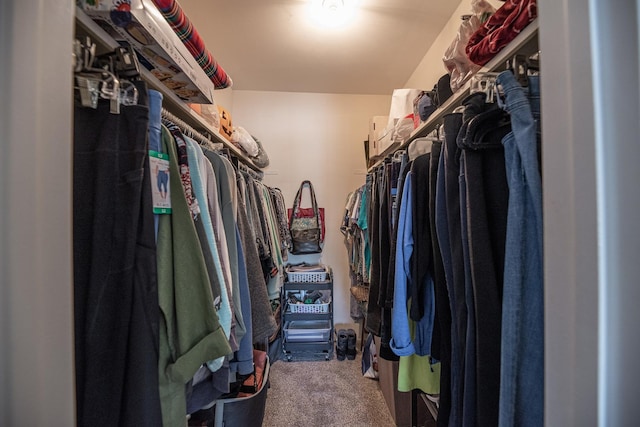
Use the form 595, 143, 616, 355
152, 0, 233, 89
286, 263, 326, 273
466, 0, 537, 66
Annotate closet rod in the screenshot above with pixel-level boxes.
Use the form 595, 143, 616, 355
238, 160, 265, 181
161, 108, 223, 152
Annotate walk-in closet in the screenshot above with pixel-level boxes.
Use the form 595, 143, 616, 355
2, 0, 639, 426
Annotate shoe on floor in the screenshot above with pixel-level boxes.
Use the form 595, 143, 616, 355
336, 329, 348, 361
346, 329, 357, 360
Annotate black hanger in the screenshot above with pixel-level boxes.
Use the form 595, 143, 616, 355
506, 53, 540, 88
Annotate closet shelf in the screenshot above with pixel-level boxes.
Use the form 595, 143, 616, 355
368, 17, 539, 172
75, 7, 262, 172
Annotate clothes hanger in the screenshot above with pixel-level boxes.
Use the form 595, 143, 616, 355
392, 149, 406, 162
96, 44, 144, 111
75, 38, 144, 113
425, 126, 441, 142
74, 67, 120, 112
506, 54, 532, 87
469, 72, 500, 103
74, 37, 111, 110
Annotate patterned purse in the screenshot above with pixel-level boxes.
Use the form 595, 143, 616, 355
288, 180, 323, 255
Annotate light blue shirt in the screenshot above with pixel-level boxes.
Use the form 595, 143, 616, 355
390, 171, 436, 358
185, 138, 232, 372
390, 172, 416, 356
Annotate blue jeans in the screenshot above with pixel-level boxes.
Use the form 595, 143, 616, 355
497, 71, 544, 427
459, 155, 477, 427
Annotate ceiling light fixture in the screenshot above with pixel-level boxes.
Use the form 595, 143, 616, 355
308, 0, 358, 29
322, 0, 344, 13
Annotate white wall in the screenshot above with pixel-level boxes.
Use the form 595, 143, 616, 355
231, 90, 390, 323
404, 0, 504, 90
213, 87, 234, 112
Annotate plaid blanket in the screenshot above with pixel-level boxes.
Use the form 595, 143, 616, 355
152, 0, 233, 89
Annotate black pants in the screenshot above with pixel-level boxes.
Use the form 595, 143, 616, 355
366, 168, 383, 336
458, 93, 512, 427
440, 112, 466, 427
464, 115, 509, 426
74, 94, 161, 426
429, 141, 453, 427
409, 153, 433, 322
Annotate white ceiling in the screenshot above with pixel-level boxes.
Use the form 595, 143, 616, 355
178, 0, 459, 95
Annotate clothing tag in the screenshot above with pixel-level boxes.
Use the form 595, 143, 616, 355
149, 150, 172, 214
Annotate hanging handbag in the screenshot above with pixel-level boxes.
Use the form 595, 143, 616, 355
288, 180, 324, 255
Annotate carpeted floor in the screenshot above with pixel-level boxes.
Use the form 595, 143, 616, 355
262, 355, 395, 427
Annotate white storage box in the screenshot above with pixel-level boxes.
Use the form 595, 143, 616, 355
284, 320, 331, 342
289, 301, 330, 314
375, 122, 397, 155
286, 265, 329, 283
79, 0, 215, 103
369, 115, 388, 156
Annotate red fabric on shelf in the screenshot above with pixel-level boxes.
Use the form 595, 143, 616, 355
466, 0, 537, 66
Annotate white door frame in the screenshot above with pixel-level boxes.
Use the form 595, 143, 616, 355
588, 1, 640, 425
0, 1, 75, 424
540, 0, 640, 424
1, 0, 638, 425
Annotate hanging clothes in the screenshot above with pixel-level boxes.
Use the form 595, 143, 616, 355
236, 175, 279, 343
359, 176, 372, 285
156, 125, 231, 427
496, 71, 544, 427
270, 187, 292, 260
185, 137, 234, 372
345, 67, 542, 427
410, 150, 435, 323
204, 150, 246, 342
429, 139, 453, 427
229, 226, 255, 376
388, 156, 441, 394
459, 91, 512, 427
385, 153, 410, 312
342, 185, 374, 319
435, 112, 465, 427
390, 170, 415, 352
365, 166, 383, 336
73, 83, 162, 427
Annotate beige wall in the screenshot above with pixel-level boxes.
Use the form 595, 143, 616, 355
213, 87, 234, 112
227, 0, 511, 325
404, 0, 504, 90
231, 90, 390, 323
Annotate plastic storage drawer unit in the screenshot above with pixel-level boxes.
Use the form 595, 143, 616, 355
284, 320, 331, 342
